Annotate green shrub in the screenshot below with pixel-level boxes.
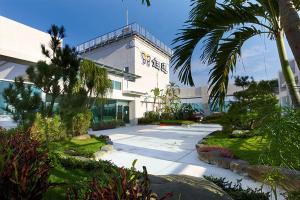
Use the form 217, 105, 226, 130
92, 120, 125, 131
138, 111, 160, 124
71, 110, 92, 136
202, 113, 225, 124
30, 113, 67, 142
259, 108, 300, 170
205, 176, 270, 200
66, 160, 172, 200
0, 131, 50, 199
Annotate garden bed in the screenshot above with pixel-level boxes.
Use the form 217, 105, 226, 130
196, 131, 300, 193
200, 131, 267, 165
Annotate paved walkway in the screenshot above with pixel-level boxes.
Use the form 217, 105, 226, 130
90, 124, 283, 199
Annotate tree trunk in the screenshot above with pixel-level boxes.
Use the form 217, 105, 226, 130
278, 0, 300, 71
276, 31, 300, 108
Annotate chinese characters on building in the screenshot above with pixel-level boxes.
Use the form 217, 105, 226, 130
141, 52, 168, 74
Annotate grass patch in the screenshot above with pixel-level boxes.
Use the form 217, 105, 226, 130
49, 137, 106, 158
203, 131, 268, 165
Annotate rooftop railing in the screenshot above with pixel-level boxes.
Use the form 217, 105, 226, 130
76, 23, 173, 56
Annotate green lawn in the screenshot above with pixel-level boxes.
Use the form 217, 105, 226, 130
203, 132, 268, 165
49, 137, 106, 158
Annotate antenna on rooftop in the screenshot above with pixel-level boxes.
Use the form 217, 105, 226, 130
126, 8, 129, 26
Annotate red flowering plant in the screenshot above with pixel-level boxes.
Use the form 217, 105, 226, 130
0, 130, 51, 199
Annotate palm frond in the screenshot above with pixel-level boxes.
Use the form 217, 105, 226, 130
208, 26, 262, 109
172, 3, 264, 86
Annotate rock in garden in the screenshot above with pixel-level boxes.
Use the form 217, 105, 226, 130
73, 134, 91, 140
150, 175, 232, 200
230, 160, 249, 175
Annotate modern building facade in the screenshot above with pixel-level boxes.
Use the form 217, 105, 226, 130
278, 59, 300, 107
77, 23, 171, 124
0, 16, 51, 128
0, 16, 172, 126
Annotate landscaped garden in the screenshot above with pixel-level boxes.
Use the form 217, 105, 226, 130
1, 0, 300, 199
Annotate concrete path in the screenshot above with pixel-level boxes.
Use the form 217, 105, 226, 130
90, 124, 284, 199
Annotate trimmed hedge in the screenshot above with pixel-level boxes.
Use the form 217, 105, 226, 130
92, 120, 125, 131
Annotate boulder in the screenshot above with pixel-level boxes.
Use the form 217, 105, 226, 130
279, 168, 300, 192
150, 175, 233, 200
101, 144, 114, 152
211, 157, 234, 169
198, 151, 222, 164
230, 160, 249, 175
73, 134, 91, 140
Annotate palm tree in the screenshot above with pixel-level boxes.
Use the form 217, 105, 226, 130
151, 87, 162, 112
172, 0, 300, 108
278, 0, 300, 71
77, 59, 112, 108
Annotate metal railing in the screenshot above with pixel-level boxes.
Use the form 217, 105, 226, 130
76, 23, 173, 56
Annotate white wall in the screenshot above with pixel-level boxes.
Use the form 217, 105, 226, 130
80, 34, 171, 123
0, 16, 50, 63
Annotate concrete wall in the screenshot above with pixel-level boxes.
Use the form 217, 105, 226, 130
0, 16, 50, 63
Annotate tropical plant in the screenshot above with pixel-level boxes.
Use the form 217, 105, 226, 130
160, 82, 181, 118
26, 25, 81, 117
30, 113, 67, 142
151, 87, 162, 112
172, 0, 300, 108
76, 59, 112, 108
2, 77, 42, 126
0, 131, 50, 199
259, 108, 300, 170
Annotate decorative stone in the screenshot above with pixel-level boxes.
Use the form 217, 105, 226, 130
150, 175, 232, 200
73, 134, 91, 140
101, 144, 113, 152
212, 157, 234, 169
230, 160, 249, 175
231, 130, 250, 136
198, 151, 222, 164
246, 165, 270, 182
279, 168, 300, 192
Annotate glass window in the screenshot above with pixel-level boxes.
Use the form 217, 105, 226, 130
112, 80, 121, 90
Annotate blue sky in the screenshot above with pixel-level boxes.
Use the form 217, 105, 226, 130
0, 0, 294, 86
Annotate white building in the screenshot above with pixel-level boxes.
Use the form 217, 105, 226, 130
0, 16, 51, 128
278, 60, 300, 107
0, 17, 172, 125
178, 85, 242, 115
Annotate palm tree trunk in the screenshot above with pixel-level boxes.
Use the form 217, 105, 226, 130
278, 0, 300, 71
276, 31, 300, 108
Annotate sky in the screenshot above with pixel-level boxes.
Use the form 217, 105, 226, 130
0, 0, 294, 87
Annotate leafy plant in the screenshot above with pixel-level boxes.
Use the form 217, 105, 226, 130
2, 77, 42, 126
66, 163, 172, 200
172, 0, 300, 108
205, 176, 270, 200
71, 110, 92, 136
0, 131, 50, 199
30, 113, 67, 143
92, 120, 125, 131
259, 108, 300, 170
